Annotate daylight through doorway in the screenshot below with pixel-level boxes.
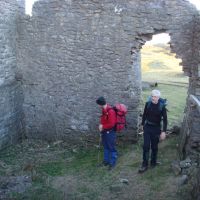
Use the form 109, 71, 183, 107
141, 33, 188, 128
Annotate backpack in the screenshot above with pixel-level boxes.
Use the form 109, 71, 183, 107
112, 103, 128, 132
147, 97, 168, 112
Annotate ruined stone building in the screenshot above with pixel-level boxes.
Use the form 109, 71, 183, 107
0, 0, 200, 198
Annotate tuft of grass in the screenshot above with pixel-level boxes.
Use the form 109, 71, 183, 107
0, 145, 21, 165
37, 161, 67, 176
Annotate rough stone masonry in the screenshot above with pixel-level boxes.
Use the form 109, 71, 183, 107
1, 0, 200, 198
0, 1, 24, 149
16, 0, 199, 141
0, 0, 199, 144
1, 0, 199, 146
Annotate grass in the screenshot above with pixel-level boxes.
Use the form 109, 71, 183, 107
141, 44, 188, 87
37, 161, 67, 176
130, 135, 181, 200
0, 144, 20, 165
141, 44, 182, 73
0, 134, 183, 200
11, 185, 63, 200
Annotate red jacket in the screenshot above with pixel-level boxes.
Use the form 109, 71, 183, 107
100, 104, 116, 130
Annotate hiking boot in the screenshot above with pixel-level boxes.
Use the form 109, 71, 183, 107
103, 161, 109, 166
108, 164, 115, 171
138, 165, 148, 173
97, 161, 109, 167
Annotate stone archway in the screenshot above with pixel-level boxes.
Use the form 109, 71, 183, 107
136, 15, 200, 199
140, 32, 188, 126
132, 15, 200, 155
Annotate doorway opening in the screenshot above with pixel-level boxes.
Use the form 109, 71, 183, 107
141, 33, 188, 128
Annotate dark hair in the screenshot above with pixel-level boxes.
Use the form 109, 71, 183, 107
96, 96, 106, 106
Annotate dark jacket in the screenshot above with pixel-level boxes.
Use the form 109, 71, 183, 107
142, 100, 167, 132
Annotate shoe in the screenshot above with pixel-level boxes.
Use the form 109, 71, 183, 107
97, 161, 109, 167
138, 165, 148, 173
103, 161, 109, 166
108, 164, 115, 171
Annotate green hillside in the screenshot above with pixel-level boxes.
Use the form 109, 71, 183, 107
141, 44, 188, 84
141, 43, 188, 127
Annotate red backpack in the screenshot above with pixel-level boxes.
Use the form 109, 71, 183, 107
113, 104, 128, 132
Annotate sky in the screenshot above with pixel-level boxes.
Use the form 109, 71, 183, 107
188, 0, 200, 10
25, 0, 38, 15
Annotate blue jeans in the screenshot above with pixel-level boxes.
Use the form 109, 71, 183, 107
101, 130, 117, 167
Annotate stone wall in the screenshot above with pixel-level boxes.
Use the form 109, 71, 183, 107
17, 0, 25, 14
178, 13, 200, 199
0, 0, 24, 149
0, 0, 199, 154
17, 0, 198, 141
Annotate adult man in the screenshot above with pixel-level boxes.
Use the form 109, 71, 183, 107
139, 89, 167, 173
96, 96, 117, 170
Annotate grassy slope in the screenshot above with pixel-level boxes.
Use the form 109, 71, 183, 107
141, 43, 188, 127
141, 44, 188, 84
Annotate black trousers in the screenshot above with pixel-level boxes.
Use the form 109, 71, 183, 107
142, 124, 160, 166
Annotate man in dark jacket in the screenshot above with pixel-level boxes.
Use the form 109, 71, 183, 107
139, 89, 167, 173
96, 96, 117, 170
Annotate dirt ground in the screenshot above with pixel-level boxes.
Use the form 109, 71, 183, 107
0, 135, 189, 200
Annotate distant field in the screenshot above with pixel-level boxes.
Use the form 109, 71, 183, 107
141, 44, 188, 84
141, 44, 182, 72
141, 43, 188, 127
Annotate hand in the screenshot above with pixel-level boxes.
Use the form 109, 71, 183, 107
99, 124, 103, 132
160, 132, 166, 141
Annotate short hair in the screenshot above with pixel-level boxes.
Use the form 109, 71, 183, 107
96, 96, 106, 106
151, 89, 161, 97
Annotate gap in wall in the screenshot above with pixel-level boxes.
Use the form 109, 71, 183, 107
141, 33, 188, 128
25, 0, 38, 15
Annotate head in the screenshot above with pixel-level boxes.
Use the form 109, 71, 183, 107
96, 96, 106, 108
151, 89, 161, 104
